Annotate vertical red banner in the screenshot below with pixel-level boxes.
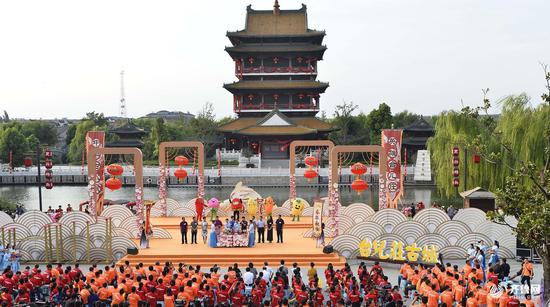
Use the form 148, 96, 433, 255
381, 130, 403, 208
86, 131, 105, 218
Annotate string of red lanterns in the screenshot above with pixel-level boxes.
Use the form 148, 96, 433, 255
303, 155, 318, 182
452, 147, 460, 187
174, 155, 189, 181
350, 162, 368, 194
44, 149, 54, 190
105, 164, 123, 191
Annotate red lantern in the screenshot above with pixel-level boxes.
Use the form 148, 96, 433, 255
174, 168, 188, 180
44, 150, 53, 159
105, 178, 122, 191
453, 178, 459, 187
273, 94, 279, 101
351, 179, 369, 194
45, 160, 53, 169
106, 164, 124, 176
296, 56, 303, 63
452, 147, 459, 156
174, 156, 189, 166
273, 57, 279, 63
304, 156, 318, 167
350, 163, 368, 176
304, 169, 318, 181
247, 94, 255, 101
45, 169, 53, 179
45, 181, 54, 190
453, 168, 459, 177
473, 155, 481, 164
453, 158, 459, 167
23, 157, 32, 167
248, 57, 255, 64
298, 93, 305, 100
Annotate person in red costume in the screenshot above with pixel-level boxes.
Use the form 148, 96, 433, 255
195, 198, 205, 219
231, 198, 243, 220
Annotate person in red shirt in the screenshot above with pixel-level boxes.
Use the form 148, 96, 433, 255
348, 284, 361, 307
231, 287, 245, 306
146, 287, 158, 307
329, 286, 342, 306
271, 285, 284, 306
216, 284, 229, 305
295, 285, 309, 305
15, 288, 30, 304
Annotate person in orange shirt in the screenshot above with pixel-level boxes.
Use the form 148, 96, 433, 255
80, 285, 91, 305
164, 288, 175, 307
97, 283, 112, 303
454, 280, 466, 305
426, 284, 440, 307
475, 285, 487, 305
519, 258, 534, 295
411, 295, 429, 307
440, 286, 454, 307
465, 291, 479, 307
462, 260, 472, 277
127, 287, 141, 307
111, 289, 124, 307
522, 293, 535, 307
177, 286, 192, 302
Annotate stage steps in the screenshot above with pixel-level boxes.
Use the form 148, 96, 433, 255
413, 150, 432, 181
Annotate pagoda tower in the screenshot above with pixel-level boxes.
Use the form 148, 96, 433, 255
218, 1, 333, 160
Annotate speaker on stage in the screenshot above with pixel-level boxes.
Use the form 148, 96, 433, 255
127, 247, 139, 255
323, 245, 334, 254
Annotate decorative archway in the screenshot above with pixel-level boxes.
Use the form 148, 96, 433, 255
288, 140, 335, 200
158, 141, 205, 216
328, 145, 388, 236
87, 147, 144, 235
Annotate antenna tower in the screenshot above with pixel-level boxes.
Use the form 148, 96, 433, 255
120, 70, 127, 117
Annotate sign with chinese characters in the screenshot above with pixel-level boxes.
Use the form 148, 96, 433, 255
381, 130, 403, 208
86, 131, 105, 218
358, 239, 439, 263
312, 199, 323, 237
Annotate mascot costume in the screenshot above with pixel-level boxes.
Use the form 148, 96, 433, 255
291, 199, 305, 221
264, 197, 275, 217
195, 198, 205, 219
247, 198, 258, 217
207, 198, 220, 221
231, 198, 244, 220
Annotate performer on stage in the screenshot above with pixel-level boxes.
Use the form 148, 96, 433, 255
195, 198, 205, 220
248, 220, 256, 247
139, 224, 149, 249
276, 215, 285, 243
232, 198, 244, 220
180, 217, 188, 244
257, 216, 265, 243
240, 217, 248, 234
207, 198, 220, 221
201, 217, 209, 244
267, 216, 274, 243
191, 217, 199, 244
264, 197, 275, 217
209, 223, 218, 248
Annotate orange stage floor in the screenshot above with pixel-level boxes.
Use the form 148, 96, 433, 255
119, 216, 346, 268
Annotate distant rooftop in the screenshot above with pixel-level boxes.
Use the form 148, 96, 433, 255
143, 110, 195, 120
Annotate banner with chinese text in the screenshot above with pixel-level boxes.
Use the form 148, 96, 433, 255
358, 239, 439, 263
381, 129, 403, 208
86, 131, 105, 218
312, 199, 323, 237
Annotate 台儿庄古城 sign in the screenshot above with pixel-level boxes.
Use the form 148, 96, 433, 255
358, 239, 439, 263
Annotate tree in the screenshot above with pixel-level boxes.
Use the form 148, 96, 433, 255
189, 102, 220, 158
0, 127, 29, 166
66, 120, 107, 163
20, 120, 58, 145
85, 112, 108, 126
392, 110, 420, 128
328, 100, 359, 144
364, 103, 393, 145
433, 66, 550, 302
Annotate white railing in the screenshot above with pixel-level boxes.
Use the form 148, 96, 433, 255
1, 165, 416, 177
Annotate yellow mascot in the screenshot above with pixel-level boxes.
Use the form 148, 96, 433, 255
291, 199, 305, 221
247, 198, 257, 217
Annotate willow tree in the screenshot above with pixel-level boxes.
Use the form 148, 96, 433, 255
430, 66, 550, 302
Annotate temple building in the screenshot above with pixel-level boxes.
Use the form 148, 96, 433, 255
403, 116, 434, 162
107, 119, 147, 149
217, 1, 333, 160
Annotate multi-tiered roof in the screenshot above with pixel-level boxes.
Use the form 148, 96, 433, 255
218, 1, 332, 144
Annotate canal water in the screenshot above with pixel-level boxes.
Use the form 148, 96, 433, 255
1, 185, 440, 211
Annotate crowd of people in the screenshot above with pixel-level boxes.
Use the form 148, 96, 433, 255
0, 252, 541, 307
46, 205, 73, 222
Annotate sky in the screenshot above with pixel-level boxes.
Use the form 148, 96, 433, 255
0, 0, 549, 120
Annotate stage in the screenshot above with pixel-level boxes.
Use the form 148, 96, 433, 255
118, 216, 346, 268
